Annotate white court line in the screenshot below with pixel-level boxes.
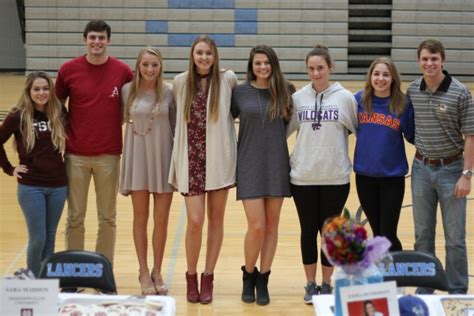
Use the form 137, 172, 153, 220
164, 204, 186, 290
3, 244, 27, 277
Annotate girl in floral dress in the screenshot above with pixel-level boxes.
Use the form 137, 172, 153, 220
169, 35, 238, 304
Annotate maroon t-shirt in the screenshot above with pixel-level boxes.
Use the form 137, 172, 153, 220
0, 110, 67, 187
55, 55, 133, 155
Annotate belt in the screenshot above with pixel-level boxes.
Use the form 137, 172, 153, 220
415, 151, 462, 166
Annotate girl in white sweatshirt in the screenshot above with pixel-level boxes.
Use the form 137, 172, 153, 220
287, 45, 357, 304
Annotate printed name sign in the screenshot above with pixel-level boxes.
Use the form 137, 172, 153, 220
339, 281, 399, 316
1, 279, 59, 316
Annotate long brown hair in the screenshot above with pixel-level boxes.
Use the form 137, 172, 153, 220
361, 57, 407, 116
12, 71, 66, 153
124, 47, 164, 122
246, 45, 293, 121
183, 35, 221, 123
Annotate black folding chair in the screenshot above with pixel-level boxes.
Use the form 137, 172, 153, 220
382, 250, 449, 291
38, 250, 117, 294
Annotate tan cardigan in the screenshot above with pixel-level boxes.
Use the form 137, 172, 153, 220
168, 70, 238, 193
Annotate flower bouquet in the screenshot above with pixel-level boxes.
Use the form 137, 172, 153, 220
322, 208, 391, 316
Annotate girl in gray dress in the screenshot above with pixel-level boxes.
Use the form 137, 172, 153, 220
120, 47, 175, 296
231, 45, 294, 305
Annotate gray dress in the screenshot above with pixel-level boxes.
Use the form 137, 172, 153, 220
231, 81, 292, 200
120, 82, 176, 195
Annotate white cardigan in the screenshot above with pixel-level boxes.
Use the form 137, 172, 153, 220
168, 70, 238, 193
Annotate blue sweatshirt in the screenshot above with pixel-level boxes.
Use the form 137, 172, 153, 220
353, 90, 415, 177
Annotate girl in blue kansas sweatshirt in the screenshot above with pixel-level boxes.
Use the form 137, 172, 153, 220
354, 57, 414, 252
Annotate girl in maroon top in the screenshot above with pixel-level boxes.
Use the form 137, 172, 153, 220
0, 71, 67, 276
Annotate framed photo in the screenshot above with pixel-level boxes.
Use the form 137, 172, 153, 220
339, 281, 399, 316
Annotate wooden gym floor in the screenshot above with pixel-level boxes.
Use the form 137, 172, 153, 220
0, 74, 472, 315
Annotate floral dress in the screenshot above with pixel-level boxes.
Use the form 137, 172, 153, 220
184, 77, 208, 196
183, 74, 235, 197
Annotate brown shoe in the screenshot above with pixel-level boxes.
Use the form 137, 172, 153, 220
199, 273, 214, 304
186, 272, 199, 303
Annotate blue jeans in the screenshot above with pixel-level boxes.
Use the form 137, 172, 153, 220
411, 158, 468, 294
17, 184, 67, 277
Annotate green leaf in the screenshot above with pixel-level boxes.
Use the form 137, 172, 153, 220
342, 207, 351, 219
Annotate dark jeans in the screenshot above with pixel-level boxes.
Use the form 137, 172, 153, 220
291, 183, 350, 265
355, 174, 404, 251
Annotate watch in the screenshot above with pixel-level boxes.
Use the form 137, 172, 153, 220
462, 170, 472, 178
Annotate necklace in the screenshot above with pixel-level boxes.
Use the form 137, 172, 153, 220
256, 88, 268, 128
129, 96, 161, 136
196, 72, 211, 79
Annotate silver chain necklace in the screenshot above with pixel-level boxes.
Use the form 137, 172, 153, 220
256, 88, 267, 128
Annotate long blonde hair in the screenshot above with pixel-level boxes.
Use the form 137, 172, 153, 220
184, 35, 221, 123
361, 57, 407, 116
246, 45, 293, 121
124, 47, 164, 122
12, 71, 66, 153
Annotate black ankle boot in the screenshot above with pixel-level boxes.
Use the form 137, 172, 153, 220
241, 266, 258, 303
256, 270, 271, 306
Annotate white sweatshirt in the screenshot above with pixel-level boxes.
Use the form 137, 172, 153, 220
288, 82, 358, 185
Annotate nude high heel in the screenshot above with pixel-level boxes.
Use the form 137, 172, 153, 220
139, 269, 157, 295
151, 268, 168, 295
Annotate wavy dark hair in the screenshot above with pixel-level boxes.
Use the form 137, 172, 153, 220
246, 45, 293, 121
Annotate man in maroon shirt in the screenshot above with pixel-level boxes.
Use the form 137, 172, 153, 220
55, 20, 133, 266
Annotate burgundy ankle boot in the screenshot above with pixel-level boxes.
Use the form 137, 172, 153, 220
199, 273, 214, 304
185, 272, 199, 303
